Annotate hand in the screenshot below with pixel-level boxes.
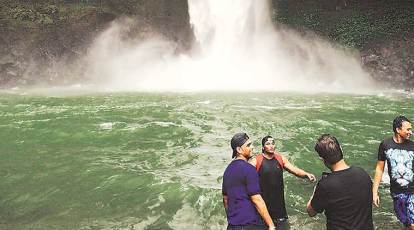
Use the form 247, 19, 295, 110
306, 173, 316, 182
373, 193, 380, 207
268, 226, 276, 230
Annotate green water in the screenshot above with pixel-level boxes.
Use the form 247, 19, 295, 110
0, 91, 412, 229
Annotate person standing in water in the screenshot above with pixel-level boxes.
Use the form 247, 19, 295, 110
222, 132, 276, 230
373, 115, 414, 229
307, 134, 374, 230
249, 135, 316, 230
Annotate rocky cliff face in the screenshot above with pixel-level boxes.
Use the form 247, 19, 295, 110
361, 35, 414, 89
272, 0, 414, 90
0, 1, 193, 87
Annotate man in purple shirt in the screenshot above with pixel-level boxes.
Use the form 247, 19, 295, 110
222, 132, 275, 230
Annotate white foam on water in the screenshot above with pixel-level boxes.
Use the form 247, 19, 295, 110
196, 100, 211, 105
149, 121, 178, 127
133, 215, 161, 230
168, 203, 204, 230
99, 122, 114, 130
168, 202, 225, 230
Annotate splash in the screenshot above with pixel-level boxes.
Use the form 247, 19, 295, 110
86, 0, 377, 93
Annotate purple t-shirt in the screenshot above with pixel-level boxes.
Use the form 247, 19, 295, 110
222, 159, 262, 225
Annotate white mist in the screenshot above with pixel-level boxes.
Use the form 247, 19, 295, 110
86, 0, 377, 92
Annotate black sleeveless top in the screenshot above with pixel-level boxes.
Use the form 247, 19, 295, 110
258, 156, 288, 219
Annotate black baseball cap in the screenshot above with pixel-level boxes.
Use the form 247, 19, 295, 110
231, 132, 250, 158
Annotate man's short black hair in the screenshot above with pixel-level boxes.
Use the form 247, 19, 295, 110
261, 135, 273, 147
314, 134, 343, 165
393, 115, 411, 134
231, 132, 249, 158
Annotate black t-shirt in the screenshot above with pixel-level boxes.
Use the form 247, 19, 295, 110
258, 157, 287, 220
378, 137, 414, 194
311, 166, 373, 230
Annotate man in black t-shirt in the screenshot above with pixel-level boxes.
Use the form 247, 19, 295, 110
373, 115, 414, 229
307, 134, 374, 230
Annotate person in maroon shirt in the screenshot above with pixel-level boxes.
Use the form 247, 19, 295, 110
249, 135, 315, 230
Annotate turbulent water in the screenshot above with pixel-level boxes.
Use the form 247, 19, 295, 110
0, 1, 404, 229
1, 91, 413, 229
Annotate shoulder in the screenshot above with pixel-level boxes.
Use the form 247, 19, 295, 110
333, 167, 372, 184
224, 160, 243, 172
224, 160, 255, 176
319, 169, 362, 185
406, 139, 414, 147
240, 160, 256, 172
351, 166, 370, 177
223, 161, 235, 175
316, 172, 331, 185
314, 176, 328, 193
349, 167, 373, 187
381, 137, 393, 146
278, 153, 286, 160
378, 137, 395, 153
379, 138, 389, 147
274, 152, 286, 163
241, 161, 259, 179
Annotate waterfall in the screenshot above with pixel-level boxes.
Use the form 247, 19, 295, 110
86, 0, 377, 92
188, 0, 272, 57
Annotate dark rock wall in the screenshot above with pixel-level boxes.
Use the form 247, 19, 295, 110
0, 0, 193, 87
361, 35, 414, 88
272, 0, 414, 89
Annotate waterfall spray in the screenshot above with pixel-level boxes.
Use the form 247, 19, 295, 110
86, 0, 376, 92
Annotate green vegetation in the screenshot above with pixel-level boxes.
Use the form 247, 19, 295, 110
1, 2, 98, 27
274, 0, 414, 48
3, 0, 412, 49
0, 0, 188, 30
7, 4, 57, 25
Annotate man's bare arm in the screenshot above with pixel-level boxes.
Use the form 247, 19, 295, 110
283, 156, 316, 182
306, 185, 319, 217
222, 195, 228, 211
306, 199, 318, 217
251, 194, 276, 230
373, 160, 385, 207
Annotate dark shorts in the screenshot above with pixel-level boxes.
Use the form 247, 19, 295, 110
392, 193, 414, 226
226, 224, 266, 230
274, 218, 289, 230
258, 217, 289, 230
